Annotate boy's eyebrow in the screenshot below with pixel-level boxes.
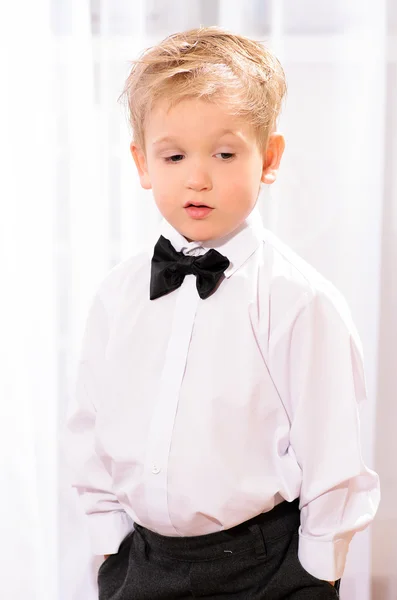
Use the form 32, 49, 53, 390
152, 136, 178, 146
152, 129, 245, 147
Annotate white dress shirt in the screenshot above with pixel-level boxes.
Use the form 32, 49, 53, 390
62, 206, 380, 582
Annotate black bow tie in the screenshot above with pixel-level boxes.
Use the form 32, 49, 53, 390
150, 235, 230, 300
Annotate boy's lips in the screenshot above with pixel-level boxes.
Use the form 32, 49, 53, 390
184, 205, 214, 219
183, 200, 213, 208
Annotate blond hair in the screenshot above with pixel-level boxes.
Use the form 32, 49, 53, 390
118, 26, 287, 153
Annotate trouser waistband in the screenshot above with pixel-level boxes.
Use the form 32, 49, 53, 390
133, 499, 300, 561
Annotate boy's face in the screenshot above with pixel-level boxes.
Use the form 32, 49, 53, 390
131, 97, 284, 242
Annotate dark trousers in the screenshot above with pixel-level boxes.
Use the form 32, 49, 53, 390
97, 499, 341, 599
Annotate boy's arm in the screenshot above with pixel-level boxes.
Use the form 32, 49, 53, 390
61, 291, 133, 556
268, 288, 380, 583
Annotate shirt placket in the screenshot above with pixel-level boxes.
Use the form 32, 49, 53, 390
142, 254, 201, 534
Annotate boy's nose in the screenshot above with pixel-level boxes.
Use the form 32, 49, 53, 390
185, 165, 213, 192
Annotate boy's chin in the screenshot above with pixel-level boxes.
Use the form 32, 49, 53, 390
180, 219, 245, 244
174, 220, 219, 243
167, 212, 244, 243
181, 226, 220, 243
181, 222, 239, 243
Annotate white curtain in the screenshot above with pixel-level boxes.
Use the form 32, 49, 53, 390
0, 2, 58, 599
1, 1, 395, 599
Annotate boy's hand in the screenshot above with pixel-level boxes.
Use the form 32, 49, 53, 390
104, 554, 112, 560
328, 581, 335, 586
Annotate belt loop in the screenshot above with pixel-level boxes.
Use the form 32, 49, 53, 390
248, 524, 267, 560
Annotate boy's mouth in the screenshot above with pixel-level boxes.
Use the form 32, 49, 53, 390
183, 201, 213, 208
184, 204, 214, 219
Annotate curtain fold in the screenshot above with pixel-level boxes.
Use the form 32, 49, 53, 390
0, 2, 58, 599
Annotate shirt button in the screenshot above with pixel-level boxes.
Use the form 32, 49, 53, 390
152, 464, 161, 474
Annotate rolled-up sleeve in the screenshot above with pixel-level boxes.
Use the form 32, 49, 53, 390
60, 291, 134, 555
269, 286, 380, 582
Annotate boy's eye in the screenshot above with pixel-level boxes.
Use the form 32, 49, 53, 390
164, 154, 184, 163
163, 153, 235, 162
215, 152, 235, 160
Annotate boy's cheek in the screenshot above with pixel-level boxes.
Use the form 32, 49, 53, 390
151, 192, 181, 218
151, 170, 179, 193
221, 181, 258, 207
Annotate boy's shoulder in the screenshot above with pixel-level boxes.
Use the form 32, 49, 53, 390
260, 228, 355, 336
262, 227, 331, 292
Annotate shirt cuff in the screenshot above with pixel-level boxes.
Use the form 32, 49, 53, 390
86, 510, 135, 555
298, 531, 351, 582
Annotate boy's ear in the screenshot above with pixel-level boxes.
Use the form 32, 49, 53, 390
261, 133, 285, 185
130, 142, 152, 189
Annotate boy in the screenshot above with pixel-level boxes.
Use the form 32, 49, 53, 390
63, 27, 380, 599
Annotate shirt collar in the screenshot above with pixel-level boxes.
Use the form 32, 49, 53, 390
157, 205, 265, 278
